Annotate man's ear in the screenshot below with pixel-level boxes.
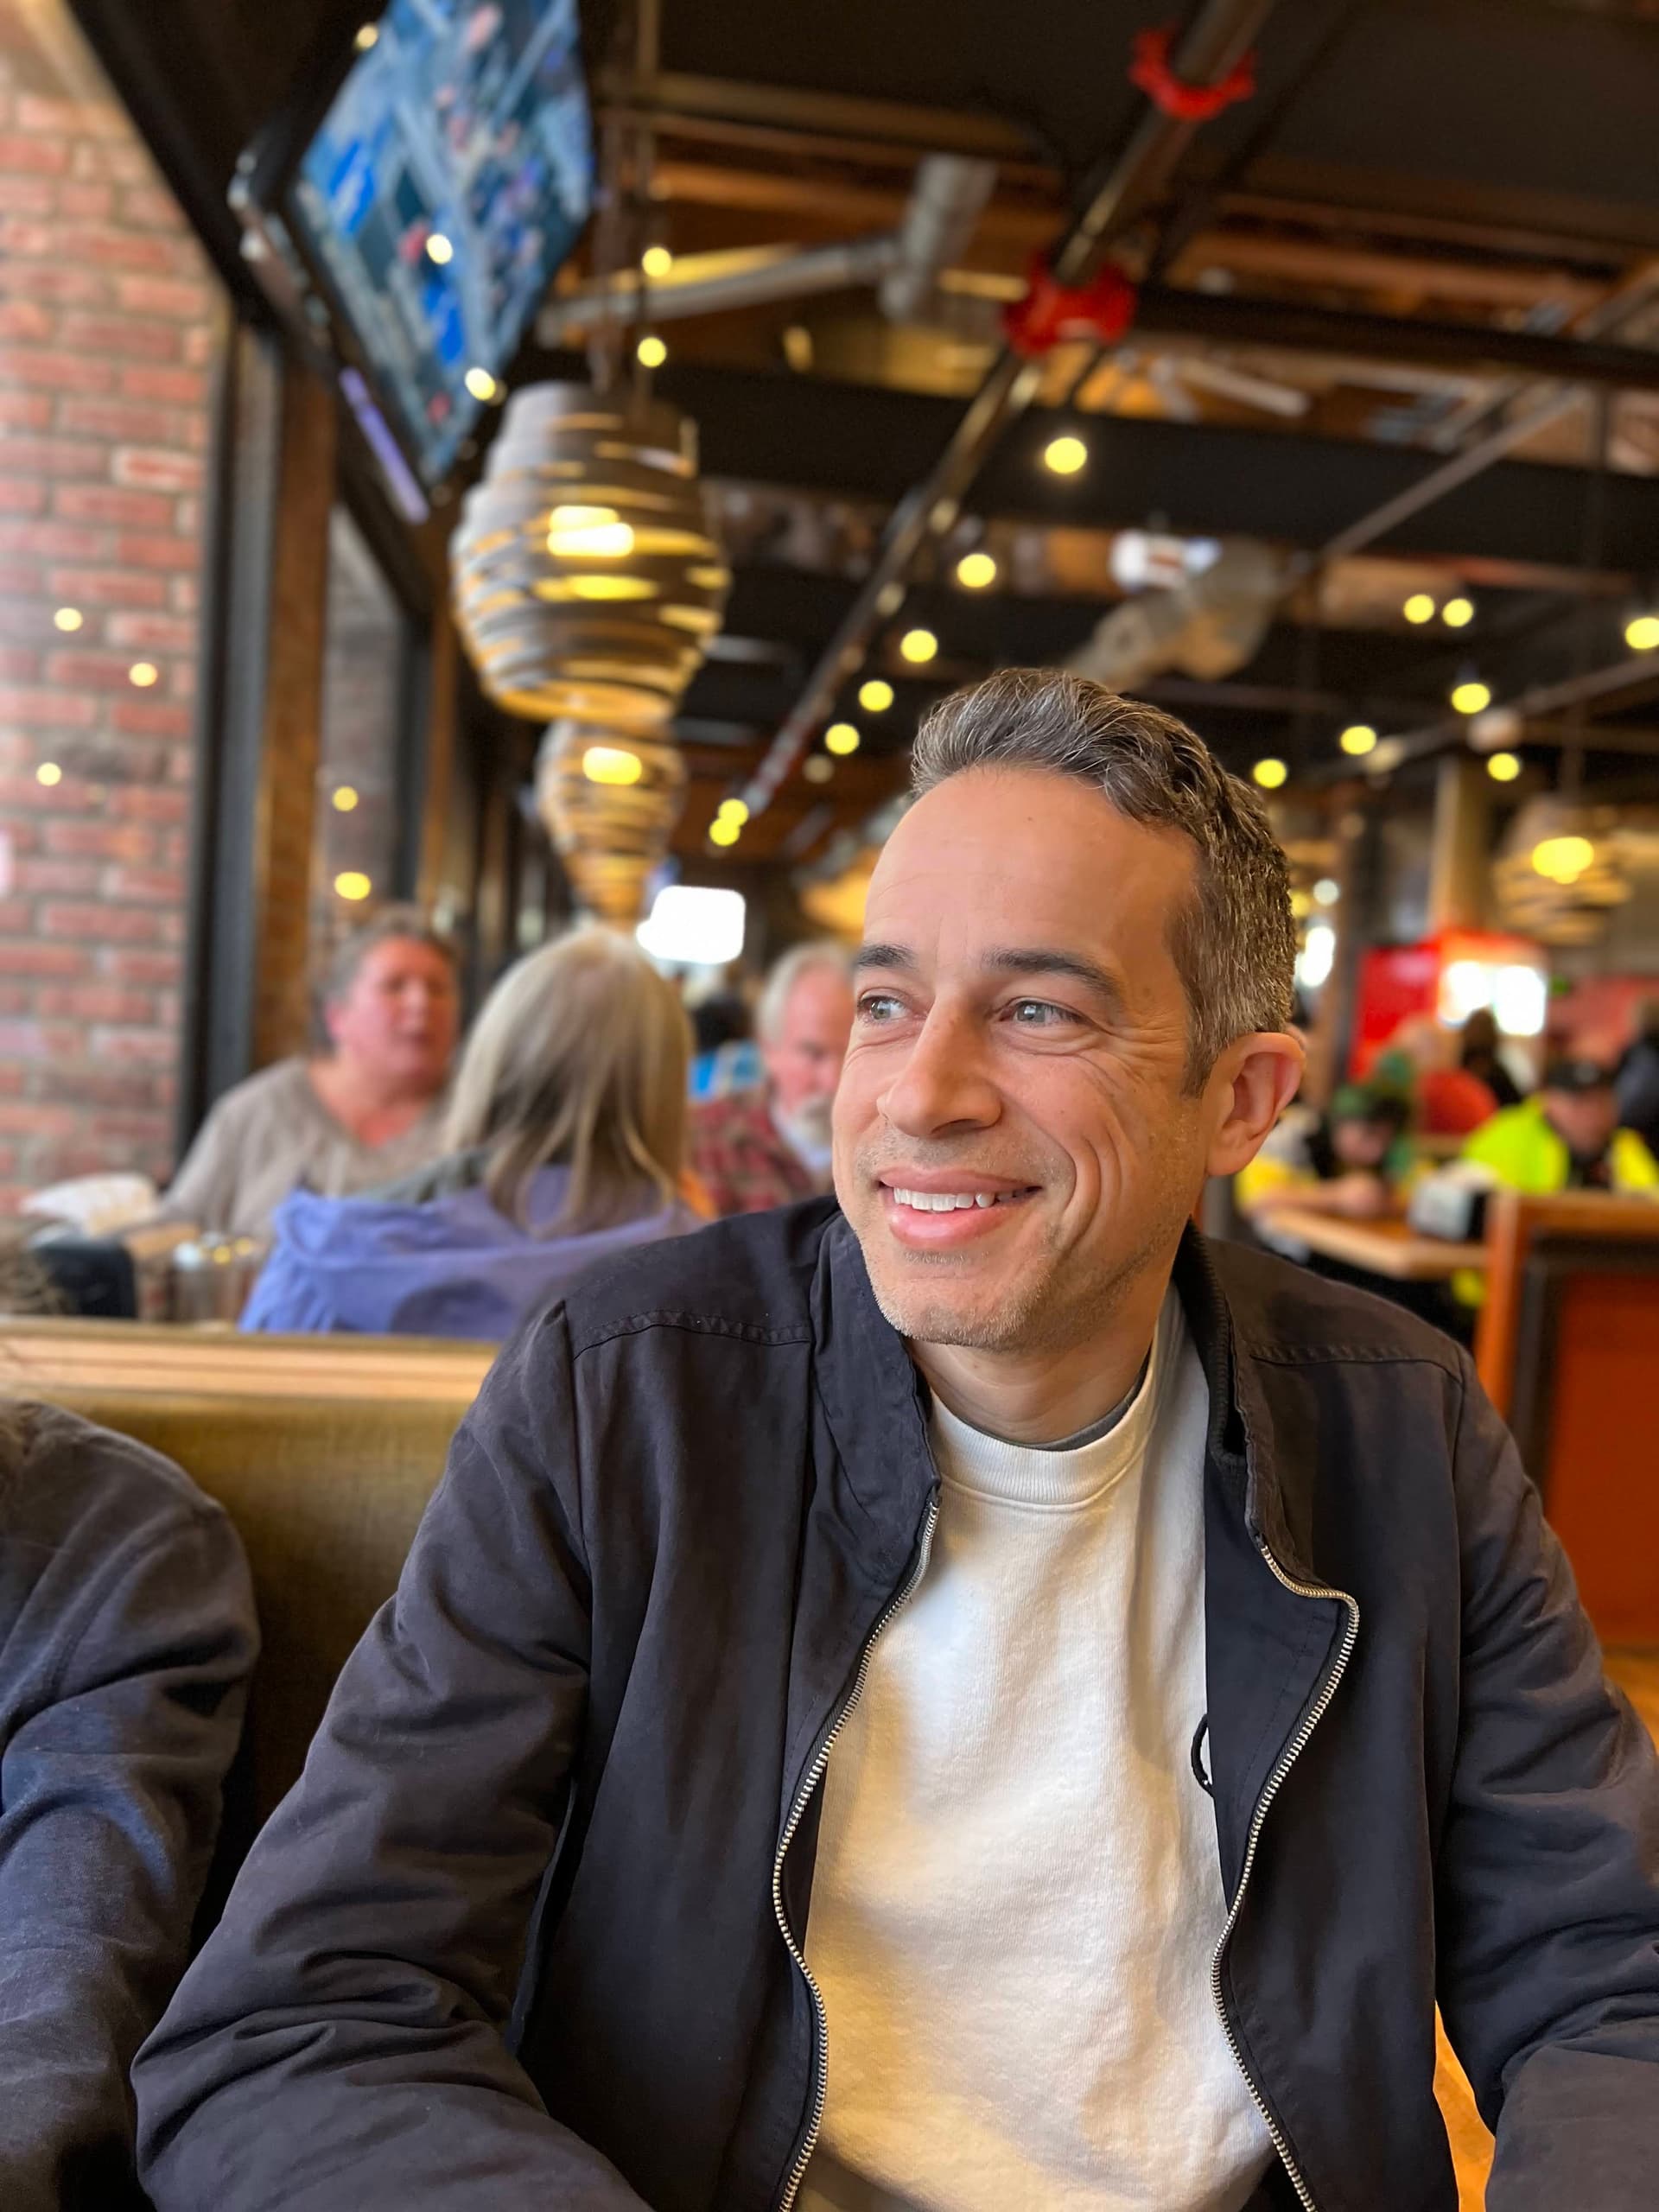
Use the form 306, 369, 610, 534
1204, 1032, 1306, 1179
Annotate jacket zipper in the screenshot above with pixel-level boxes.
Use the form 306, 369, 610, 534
1210, 1542, 1360, 2212
771, 1495, 940, 2212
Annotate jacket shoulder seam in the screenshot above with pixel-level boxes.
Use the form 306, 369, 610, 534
569, 1309, 814, 1359
1241, 1338, 1464, 1379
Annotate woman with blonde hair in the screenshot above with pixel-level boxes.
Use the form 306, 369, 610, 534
241, 927, 704, 1340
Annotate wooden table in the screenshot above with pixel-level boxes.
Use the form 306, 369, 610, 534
1265, 1208, 1487, 1281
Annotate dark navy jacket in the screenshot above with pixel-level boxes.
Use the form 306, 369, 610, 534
135, 1206, 1659, 2211
1, 1403, 256, 2211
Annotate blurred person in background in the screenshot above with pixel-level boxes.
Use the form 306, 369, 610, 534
1463, 1055, 1659, 1198
241, 927, 703, 1341
1615, 997, 1659, 1155
1458, 1006, 1526, 1109
1235, 1081, 1414, 1253
163, 907, 460, 1239
1372, 1012, 1497, 1136
690, 942, 855, 1214
688, 988, 762, 1102
1, 1231, 257, 2210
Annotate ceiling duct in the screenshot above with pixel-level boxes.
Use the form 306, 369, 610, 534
1065, 537, 1286, 690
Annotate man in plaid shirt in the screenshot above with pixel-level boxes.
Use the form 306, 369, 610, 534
690, 944, 855, 1215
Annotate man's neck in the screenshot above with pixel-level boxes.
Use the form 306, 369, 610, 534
909, 1262, 1171, 1447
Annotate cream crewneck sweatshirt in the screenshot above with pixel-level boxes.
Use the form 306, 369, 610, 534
798, 1289, 1274, 2212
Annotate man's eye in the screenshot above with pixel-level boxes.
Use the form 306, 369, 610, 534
1008, 999, 1071, 1026
857, 992, 906, 1023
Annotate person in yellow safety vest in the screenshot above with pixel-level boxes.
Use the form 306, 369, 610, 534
1461, 1056, 1659, 1198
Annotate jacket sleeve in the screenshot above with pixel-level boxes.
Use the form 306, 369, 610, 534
1434, 1357, 1659, 2209
132, 1307, 651, 2212
0, 1454, 257, 2212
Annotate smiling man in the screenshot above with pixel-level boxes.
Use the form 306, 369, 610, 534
136, 673, 1659, 2212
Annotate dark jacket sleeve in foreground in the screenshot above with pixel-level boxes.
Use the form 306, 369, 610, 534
0, 1408, 257, 2212
1434, 1359, 1659, 2209
133, 1308, 649, 2212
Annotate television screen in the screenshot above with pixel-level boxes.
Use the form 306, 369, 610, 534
289, 0, 594, 486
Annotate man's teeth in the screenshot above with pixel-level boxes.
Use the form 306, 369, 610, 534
890, 1187, 1017, 1211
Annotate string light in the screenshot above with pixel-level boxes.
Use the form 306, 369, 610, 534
1450, 677, 1492, 715
1338, 723, 1377, 757
332, 785, 359, 812
1313, 878, 1339, 906
53, 607, 82, 632
709, 816, 741, 847
858, 678, 893, 712
1403, 592, 1436, 624
899, 627, 938, 664
803, 755, 834, 784
637, 334, 667, 369
1486, 751, 1522, 783
825, 721, 861, 755
334, 870, 372, 900
641, 245, 672, 279
464, 366, 499, 402
128, 661, 158, 688
426, 232, 454, 265
354, 22, 378, 51
717, 797, 749, 827
1043, 435, 1088, 475
35, 761, 61, 786
1625, 613, 1659, 652
1442, 595, 1475, 628
956, 550, 997, 588
1252, 757, 1288, 790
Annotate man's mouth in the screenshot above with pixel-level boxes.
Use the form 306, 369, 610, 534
887, 1187, 1026, 1212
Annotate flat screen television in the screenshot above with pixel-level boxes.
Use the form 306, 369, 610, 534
265, 0, 594, 489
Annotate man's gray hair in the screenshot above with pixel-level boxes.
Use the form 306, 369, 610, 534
758, 940, 854, 1044
911, 669, 1296, 1087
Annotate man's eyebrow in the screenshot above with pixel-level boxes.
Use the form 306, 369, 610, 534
982, 946, 1127, 1013
854, 942, 918, 975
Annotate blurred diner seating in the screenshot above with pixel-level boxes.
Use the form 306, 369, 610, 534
241, 925, 703, 1340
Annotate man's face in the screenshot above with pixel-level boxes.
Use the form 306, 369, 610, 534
1543, 1083, 1616, 1160
833, 766, 1215, 1357
324, 938, 459, 1090
764, 967, 855, 1133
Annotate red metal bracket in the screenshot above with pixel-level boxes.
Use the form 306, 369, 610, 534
1128, 24, 1256, 122
1001, 253, 1139, 359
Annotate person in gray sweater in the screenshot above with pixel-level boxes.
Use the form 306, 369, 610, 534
0, 1398, 257, 2210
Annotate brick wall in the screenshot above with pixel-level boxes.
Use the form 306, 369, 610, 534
0, 3, 218, 1205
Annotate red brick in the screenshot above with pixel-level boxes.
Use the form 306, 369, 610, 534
119, 362, 207, 404
43, 819, 156, 861
38, 983, 156, 1023
90, 1023, 175, 1063
0, 345, 115, 392
0, 684, 96, 726
114, 274, 213, 320
41, 901, 166, 942
106, 611, 196, 652
0, 175, 55, 217
57, 182, 115, 221
0, 260, 105, 306
53, 483, 175, 528
0, 132, 70, 175
59, 397, 183, 443
181, 325, 214, 367
0, 898, 34, 934
0, 941, 92, 976
16, 856, 99, 894
0, 560, 38, 593
109, 787, 188, 825
0, 478, 45, 513
58, 227, 177, 276
0, 643, 39, 677
69, 142, 154, 187
112, 446, 202, 493
0, 298, 54, 340
104, 946, 182, 983
59, 311, 181, 362
44, 651, 141, 692
168, 574, 200, 615
46, 564, 168, 609
0, 1098, 78, 1135
118, 185, 183, 231
111, 697, 192, 738
0, 436, 106, 481
0, 391, 51, 429
16, 94, 129, 143
105, 862, 185, 904
90, 1109, 172, 1147
113, 531, 198, 570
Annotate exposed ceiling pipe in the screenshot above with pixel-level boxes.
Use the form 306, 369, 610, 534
739, 0, 1286, 823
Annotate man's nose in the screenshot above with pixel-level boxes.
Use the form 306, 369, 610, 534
880, 1009, 1000, 1138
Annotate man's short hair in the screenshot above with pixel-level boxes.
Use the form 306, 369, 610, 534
757, 942, 854, 1046
910, 669, 1297, 1089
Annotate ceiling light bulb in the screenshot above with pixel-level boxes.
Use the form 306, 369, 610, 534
637, 334, 667, 369
709, 816, 741, 847
641, 245, 672, 280
1403, 592, 1436, 624
956, 550, 997, 589
1338, 723, 1377, 756
547, 504, 634, 557
1442, 595, 1475, 628
1313, 878, 1339, 906
582, 745, 644, 786
1252, 757, 1288, 790
1531, 834, 1595, 885
332, 785, 359, 812
1450, 678, 1492, 715
899, 627, 938, 664
858, 678, 893, 712
334, 870, 372, 900
824, 721, 861, 755
1486, 751, 1522, 783
464, 365, 498, 402
1625, 613, 1659, 652
1043, 435, 1088, 475
426, 232, 454, 265
716, 798, 749, 826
